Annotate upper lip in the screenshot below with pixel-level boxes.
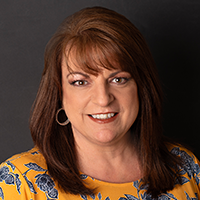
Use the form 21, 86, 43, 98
88, 112, 118, 115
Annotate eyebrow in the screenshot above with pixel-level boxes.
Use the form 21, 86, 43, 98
109, 71, 123, 78
66, 72, 90, 78
66, 70, 124, 79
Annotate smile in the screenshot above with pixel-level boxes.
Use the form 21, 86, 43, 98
90, 113, 115, 119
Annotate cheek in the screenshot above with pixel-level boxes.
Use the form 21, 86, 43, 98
62, 89, 85, 120
62, 89, 75, 118
125, 85, 139, 104
62, 86, 78, 107
126, 89, 139, 118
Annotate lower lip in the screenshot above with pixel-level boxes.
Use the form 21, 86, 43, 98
88, 113, 118, 124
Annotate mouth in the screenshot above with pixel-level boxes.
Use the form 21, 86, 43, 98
88, 112, 118, 124
90, 113, 116, 119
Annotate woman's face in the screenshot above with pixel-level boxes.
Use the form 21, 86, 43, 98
61, 53, 139, 147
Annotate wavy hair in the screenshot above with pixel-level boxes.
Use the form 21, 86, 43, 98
30, 6, 182, 197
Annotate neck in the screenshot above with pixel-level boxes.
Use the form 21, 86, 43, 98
74, 131, 142, 183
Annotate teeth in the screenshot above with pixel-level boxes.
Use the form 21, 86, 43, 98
91, 113, 115, 119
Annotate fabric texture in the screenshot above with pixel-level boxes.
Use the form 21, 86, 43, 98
0, 146, 200, 200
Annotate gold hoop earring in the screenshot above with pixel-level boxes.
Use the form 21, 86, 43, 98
56, 108, 69, 126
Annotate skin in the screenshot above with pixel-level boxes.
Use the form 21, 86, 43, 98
61, 53, 141, 183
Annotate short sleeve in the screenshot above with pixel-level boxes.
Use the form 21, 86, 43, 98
0, 161, 32, 200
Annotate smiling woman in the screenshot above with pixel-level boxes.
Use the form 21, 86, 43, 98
0, 6, 200, 200
62, 60, 139, 147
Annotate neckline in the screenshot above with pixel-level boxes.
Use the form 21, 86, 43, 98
80, 173, 142, 186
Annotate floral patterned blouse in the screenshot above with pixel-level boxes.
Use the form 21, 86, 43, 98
0, 146, 200, 200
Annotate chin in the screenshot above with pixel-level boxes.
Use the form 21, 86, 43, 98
92, 131, 120, 145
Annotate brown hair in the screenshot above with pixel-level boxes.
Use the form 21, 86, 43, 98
30, 6, 182, 197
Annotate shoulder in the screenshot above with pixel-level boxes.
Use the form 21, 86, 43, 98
2, 147, 47, 170
0, 147, 55, 200
170, 145, 200, 182
170, 145, 199, 166
0, 147, 47, 184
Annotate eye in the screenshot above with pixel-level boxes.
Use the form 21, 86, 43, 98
71, 80, 88, 86
111, 77, 128, 84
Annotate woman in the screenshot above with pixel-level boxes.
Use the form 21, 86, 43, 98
0, 6, 199, 200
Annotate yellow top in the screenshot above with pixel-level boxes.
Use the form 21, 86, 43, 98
0, 146, 200, 200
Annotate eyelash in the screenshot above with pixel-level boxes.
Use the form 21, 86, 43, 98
69, 77, 130, 87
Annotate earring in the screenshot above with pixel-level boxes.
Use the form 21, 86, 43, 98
56, 108, 69, 126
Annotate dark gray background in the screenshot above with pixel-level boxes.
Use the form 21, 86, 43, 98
0, 0, 199, 163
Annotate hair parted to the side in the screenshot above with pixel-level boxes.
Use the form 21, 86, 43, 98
30, 6, 182, 197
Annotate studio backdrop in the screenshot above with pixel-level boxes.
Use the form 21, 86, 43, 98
0, 0, 200, 163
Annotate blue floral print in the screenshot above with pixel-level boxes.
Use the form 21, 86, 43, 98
80, 194, 87, 200
6, 161, 15, 171
80, 192, 109, 200
31, 151, 39, 155
171, 147, 200, 185
0, 164, 21, 195
23, 162, 58, 199
35, 174, 58, 199
185, 191, 198, 200
80, 194, 98, 200
24, 162, 46, 172
23, 162, 46, 194
80, 174, 88, 180
0, 187, 4, 200
0, 166, 14, 185
97, 192, 102, 200
24, 175, 37, 194
119, 194, 139, 200
119, 191, 196, 200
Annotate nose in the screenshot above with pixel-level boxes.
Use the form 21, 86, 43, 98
91, 82, 114, 107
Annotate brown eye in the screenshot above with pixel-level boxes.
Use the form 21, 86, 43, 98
115, 78, 123, 83
78, 81, 84, 85
112, 77, 128, 84
73, 80, 88, 86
